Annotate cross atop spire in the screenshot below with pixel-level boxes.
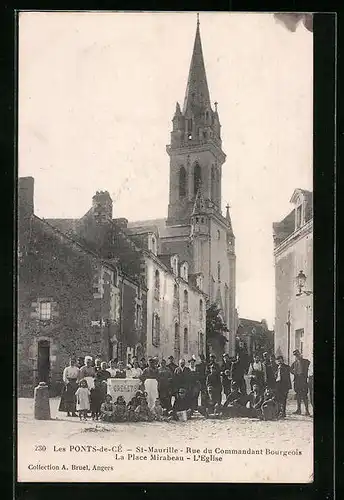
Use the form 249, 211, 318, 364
182, 16, 211, 114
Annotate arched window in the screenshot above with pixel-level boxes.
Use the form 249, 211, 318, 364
211, 165, 216, 202
217, 262, 221, 282
154, 270, 160, 300
179, 166, 187, 198
152, 313, 160, 347
183, 290, 188, 311
174, 323, 180, 361
198, 331, 204, 355
224, 284, 229, 323
194, 163, 202, 196
199, 299, 203, 321
173, 283, 178, 301
183, 327, 188, 353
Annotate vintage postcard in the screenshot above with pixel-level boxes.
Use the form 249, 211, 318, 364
17, 11, 314, 483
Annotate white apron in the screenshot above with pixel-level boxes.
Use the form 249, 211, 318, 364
144, 378, 159, 410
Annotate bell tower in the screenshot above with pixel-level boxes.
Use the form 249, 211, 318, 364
166, 16, 226, 226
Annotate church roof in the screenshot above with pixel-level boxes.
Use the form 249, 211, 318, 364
183, 17, 211, 115
127, 218, 190, 238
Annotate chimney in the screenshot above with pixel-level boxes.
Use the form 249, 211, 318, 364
18, 177, 34, 216
92, 191, 113, 222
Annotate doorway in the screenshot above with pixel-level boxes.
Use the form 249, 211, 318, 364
37, 340, 50, 383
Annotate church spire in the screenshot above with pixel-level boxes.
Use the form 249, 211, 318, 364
183, 15, 211, 114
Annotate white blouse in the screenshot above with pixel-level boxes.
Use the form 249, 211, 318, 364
63, 366, 80, 384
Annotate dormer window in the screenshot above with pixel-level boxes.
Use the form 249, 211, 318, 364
150, 235, 157, 255
181, 262, 188, 282
295, 203, 303, 229
171, 255, 179, 276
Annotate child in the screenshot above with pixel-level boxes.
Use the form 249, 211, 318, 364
258, 388, 279, 421
113, 396, 127, 422
90, 377, 104, 420
75, 379, 90, 421
127, 391, 143, 422
151, 398, 165, 421
134, 396, 154, 422
100, 394, 115, 422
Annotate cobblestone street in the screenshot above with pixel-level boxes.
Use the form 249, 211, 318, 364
17, 397, 313, 483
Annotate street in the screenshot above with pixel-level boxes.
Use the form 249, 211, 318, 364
17, 397, 313, 483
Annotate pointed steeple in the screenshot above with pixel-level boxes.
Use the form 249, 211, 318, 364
183, 15, 211, 115
175, 102, 181, 115
192, 188, 206, 216
225, 204, 232, 225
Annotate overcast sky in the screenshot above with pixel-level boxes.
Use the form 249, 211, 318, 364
19, 12, 313, 328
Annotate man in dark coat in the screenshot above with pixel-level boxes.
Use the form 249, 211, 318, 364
290, 349, 311, 416
236, 341, 250, 374
262, 352, 277, 390
207, 354, 220, 375
167, 355, 178, 374
275, 355, 292, 417
173, 359, 191, 394
196, 354, 208, 407
220, 353, 232, 375
230, 353, 247, 395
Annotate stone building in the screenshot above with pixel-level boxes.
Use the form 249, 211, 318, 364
18, 177, 145, 395
273, 189, 313, 365
236, 318, 274, 358
127, 224, 207, 359
47, 189, 206, 364
128, 19, 237, 356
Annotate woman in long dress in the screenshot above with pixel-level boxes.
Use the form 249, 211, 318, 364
58, 357, 80, 416
79, 355, 96, 389
140, 358, 159, 410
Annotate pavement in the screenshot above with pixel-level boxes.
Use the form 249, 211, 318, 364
17, 397, 313, 483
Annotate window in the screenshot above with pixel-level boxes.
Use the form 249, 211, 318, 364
183, 327, 188, 354
154, 270, 160, 300
135, 304, 142, 329
296, 205, 302, 229
217, 262, 221, 282
211, 165, 216, 201
295, 328, 304, 354
198, 331, 204, 355
181, 263, 188, 282
151, 235, 158, 255
174, 323, 180, 360
174, 284, 178, 300
199, 299, 203, 321
217, 230, 220, 240
187, 118, 193, 132
183, 290, 188, 311
152, 313, 160, 347
224, 284, 229, 323
194, 163, 202, 196
39, 302, 51, 321
179, 166, 187, 198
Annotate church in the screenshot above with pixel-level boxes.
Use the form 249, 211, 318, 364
128, 17, 237, 356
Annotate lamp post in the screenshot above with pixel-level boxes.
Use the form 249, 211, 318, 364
296, 270, 313, 296
286, 310, 291, 365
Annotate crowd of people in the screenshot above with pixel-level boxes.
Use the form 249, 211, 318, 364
58, 345, 312, 423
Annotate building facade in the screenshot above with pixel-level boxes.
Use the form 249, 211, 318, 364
273, 189, 313, 365
126, 225, 207, 359
236, 318, 274, 358
18, 177, 145, 395
128, 19, 236, 355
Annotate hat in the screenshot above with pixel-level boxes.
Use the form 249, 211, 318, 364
168, 355, 174, 360
293, 349, 300, 355
84, 355, 92, 362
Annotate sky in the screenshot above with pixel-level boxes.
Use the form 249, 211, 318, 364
18, 12, 313, 328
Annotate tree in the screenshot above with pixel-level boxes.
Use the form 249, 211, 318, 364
206, 303, 229, 360
274, 13, 313, 33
